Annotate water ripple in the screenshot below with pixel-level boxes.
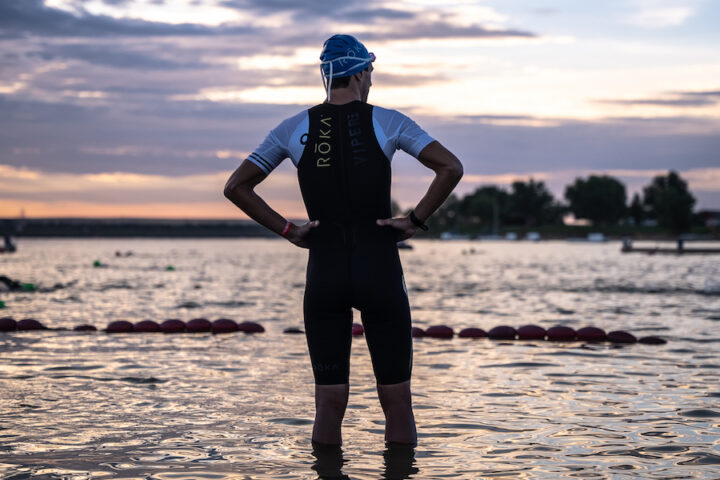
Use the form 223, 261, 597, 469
0, 239, 719, 479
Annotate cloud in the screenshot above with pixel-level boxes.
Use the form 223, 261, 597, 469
530, 8, 559, 16
596, 88, 720, 108
410, 114, 720, 178
625, 0, 698, 28
677, 89, 720, 98
359, 22, 535, 41
220, 0, 535, 41
0, 0, 257, 38
3, 91, 719, 181
372, 71, 447, 87
597, 97, 716, 107
220, 0, 357, 16
0, 0, 717, 214
627, 7, 695, 28
29, 42, 211, 70
337, 7, 418, 22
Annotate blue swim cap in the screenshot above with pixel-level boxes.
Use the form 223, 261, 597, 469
320, 34, 376, 80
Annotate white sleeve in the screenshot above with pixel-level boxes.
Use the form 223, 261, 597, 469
248, 128, 288, 175
372, 106, 435, 161
396, 113, 435, 158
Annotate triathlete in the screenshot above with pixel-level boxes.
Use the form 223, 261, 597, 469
224, 34, 463, 446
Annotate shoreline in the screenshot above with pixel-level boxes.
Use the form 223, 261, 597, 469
1, 218, 718, 240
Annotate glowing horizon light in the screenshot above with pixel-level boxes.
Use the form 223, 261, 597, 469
2, 164, 719, 218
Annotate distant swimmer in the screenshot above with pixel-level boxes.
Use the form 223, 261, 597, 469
0, 275, 24, 291
0, 235, 16, 253
224, 34, 463, 446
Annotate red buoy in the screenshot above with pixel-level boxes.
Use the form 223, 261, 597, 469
212, 318, 238, 334
352, 323, 364, 336
0, 317, 16, 332
411, 326, 425, 338
425, 325, 454, 339
607, 330, 637, 343
488, 325, 516, 340
186, 318, 212, 332
107, 320, 133, 333
160, 319, 186, 333
517, 325, 546, 340
576, 326, 606, 342
458, 327, 487, 338
74, 324, 97, 331
639, 336, 667, 345
134, 320, 161, 333
546, 326, 576, 341
238, 321, 265, 333
17, 318, 45, 331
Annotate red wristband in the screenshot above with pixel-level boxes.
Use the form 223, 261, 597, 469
280, 221, 292, 237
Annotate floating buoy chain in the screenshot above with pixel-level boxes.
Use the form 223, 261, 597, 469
0, 317, 265, 334
414, 324, 666, 345
0, 317, 667, 344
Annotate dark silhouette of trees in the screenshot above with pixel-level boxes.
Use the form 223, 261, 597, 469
458, 186, 509, 231
391, 199, 402, 217
506, 179, 562, 226
642, 171, 696, 233
564, 175, 627, 225
628, 193, 645, 225
405, 171, 699, 235
425, 193, 461, 232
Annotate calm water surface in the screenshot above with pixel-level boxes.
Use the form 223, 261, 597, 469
1, 238, 719, 479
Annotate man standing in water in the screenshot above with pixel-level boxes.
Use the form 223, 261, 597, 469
224, 34, 463, 446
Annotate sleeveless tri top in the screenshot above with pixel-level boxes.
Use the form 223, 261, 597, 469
297, 101, 391, 223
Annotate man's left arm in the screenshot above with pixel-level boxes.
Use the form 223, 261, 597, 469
376, 140, 463, 240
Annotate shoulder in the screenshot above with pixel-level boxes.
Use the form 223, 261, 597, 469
273, 109, 309, 136
371, 105, 405, 119
371, 105, 416, 127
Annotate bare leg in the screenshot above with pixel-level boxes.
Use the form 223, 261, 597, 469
377, 380, 417, 445
312, 383, 350, 445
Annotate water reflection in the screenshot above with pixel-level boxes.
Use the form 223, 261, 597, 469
311, 442, 349, 479
311, 442, 418, 480
382, 443, 418, 479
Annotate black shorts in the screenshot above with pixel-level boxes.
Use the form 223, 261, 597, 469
303, 223, 413, 385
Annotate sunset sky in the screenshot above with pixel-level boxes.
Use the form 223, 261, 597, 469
1, 0, 719, 218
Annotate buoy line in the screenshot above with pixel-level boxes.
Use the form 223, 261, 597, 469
0, 317, 667, 344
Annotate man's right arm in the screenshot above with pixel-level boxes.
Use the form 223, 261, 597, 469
223, 160, 318, 248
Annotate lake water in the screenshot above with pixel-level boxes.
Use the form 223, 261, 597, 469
1, 238, 719, 479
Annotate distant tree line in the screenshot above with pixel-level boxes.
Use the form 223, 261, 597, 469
415, 170, 698, 234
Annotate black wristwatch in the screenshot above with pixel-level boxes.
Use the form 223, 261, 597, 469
409, 210, 429, 231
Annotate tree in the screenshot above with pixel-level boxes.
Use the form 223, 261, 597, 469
628, 193, 645, 225
425, 194, 462, 232
458, 186, 509, 232
506, 178, 560, 226
391, 199, 402, 217
642, 171, 696, 233
564, 175, 627, 225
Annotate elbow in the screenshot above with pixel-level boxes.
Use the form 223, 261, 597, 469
223, 183, 236, 201
453, 162, 464, 182
446, 160, 464, 183
223, 181, 248, 203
